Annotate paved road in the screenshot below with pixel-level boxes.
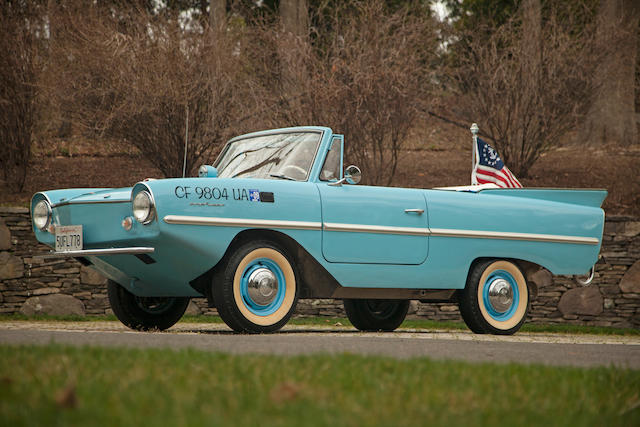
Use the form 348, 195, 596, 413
1, 321, 638, 368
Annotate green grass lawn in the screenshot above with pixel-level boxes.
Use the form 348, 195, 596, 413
0, 345, 638, 427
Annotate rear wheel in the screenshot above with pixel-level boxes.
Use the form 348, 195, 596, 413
107, 280, 190, 331
213, 240, 299, 333
459, 260, 529, 335
343, 299, 410, 332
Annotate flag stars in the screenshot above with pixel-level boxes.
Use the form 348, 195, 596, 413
473, 137, 522, 188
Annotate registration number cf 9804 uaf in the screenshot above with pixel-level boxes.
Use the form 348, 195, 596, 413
55, 225, 83, 252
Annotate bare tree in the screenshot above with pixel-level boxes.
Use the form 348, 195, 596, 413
452, 1, 605, 177
0, 4, 43, 191
47, 3, 251, 177
583, 0, 639, 146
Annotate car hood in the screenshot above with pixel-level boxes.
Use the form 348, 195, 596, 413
34, 187, 133, 207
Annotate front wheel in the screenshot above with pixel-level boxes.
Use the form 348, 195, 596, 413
213, 240, 299, 333
459, 260, 530, 335
343, 299, 410, 332
107, 280, 190, 331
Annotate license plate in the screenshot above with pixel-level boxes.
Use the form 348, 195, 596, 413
55, 225, 83, 252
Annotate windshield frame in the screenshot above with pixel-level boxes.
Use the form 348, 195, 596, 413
213, 128, 325, 182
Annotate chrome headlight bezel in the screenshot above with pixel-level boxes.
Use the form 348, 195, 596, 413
32, 200, 52, 231
132, 190, 155, 225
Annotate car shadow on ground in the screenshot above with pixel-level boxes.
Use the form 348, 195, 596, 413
173, 327, 465, 336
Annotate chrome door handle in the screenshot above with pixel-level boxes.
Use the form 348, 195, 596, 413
404, 209, 424, 214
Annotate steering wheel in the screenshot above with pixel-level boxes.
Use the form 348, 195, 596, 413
281, 165, 307, 180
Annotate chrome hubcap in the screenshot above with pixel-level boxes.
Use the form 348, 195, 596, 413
487, 279, 513, 313
247, 268, 278, 306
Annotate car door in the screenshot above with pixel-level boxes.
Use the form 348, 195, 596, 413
318, 184, 429, 264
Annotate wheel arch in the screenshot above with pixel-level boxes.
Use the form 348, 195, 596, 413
465, 257, 541, 301
189, 228, 341, 305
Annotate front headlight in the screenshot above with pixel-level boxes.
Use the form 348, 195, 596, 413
132, 191, 155, 224
33, 200, 52, 231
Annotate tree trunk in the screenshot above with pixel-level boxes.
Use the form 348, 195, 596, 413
48, 0, 72, 138
209, 0, 225, 31
278, 0, 310, 116
584, 0, 639, 146
280, 0, 309, 37
515, 0, 542, 169
522, 0, 541, 80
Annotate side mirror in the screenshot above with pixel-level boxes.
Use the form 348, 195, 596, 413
328, 165, 361, 186
344, 165, 361, 185
198, 165, 218, 178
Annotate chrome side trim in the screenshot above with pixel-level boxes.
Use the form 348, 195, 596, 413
164, 215, 599, 244
163, 215, 322, 231
323, 222, 429, 236
37, 247, 155, 258
429, 228, 599, 245
322, 222, 598, 244
51, 199, 129, 208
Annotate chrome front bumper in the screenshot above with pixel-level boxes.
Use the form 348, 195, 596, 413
36, 247, 155, 258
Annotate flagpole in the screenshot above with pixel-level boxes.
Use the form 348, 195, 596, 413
470, 123, 479, 184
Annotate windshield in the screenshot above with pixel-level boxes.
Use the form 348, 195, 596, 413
215, 131, 322, 181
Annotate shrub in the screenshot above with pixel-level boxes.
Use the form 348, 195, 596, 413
48, 3, 252, 178
0, 4, 42, 191
449, 1, 605, 177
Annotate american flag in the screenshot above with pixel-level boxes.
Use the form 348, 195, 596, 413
472, 138, 522, 188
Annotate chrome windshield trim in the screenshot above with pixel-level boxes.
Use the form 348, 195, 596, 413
323, 222, 429, 236
213, 129, 325, 182
163, 215, 322, 231
36, 247, 155, 258
429, 228, 599, 245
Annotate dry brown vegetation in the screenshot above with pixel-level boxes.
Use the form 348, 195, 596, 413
46, 3, 252, 178
0, 3, 42, 191
450, 1, 607, 177
32, 1, 435, 185
0, 0, 637, 216
256, 1, 437, 185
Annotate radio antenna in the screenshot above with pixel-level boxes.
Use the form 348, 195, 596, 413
182, 104, 189, 178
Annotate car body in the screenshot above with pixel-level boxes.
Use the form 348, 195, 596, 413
31, 126, 607, 334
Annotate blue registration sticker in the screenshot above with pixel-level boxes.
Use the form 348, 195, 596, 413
249, 189, 261, 202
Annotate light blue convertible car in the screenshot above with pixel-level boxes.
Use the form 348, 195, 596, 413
31, 126, 606, 334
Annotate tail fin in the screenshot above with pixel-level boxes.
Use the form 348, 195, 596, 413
482, 188, 607, 208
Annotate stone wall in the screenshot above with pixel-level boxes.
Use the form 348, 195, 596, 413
1, 207, 638, 328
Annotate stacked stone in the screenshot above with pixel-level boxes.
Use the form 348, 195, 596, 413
592, 217, 640, 327
294, 299, 346, 317
0, 208, 111, 317
1, 208, 638, 328
188, 299, 213, 316
411, 302, 461, 322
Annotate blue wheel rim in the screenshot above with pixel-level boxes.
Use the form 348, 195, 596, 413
482, 269, 520, 321
240, 257, 286, 316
